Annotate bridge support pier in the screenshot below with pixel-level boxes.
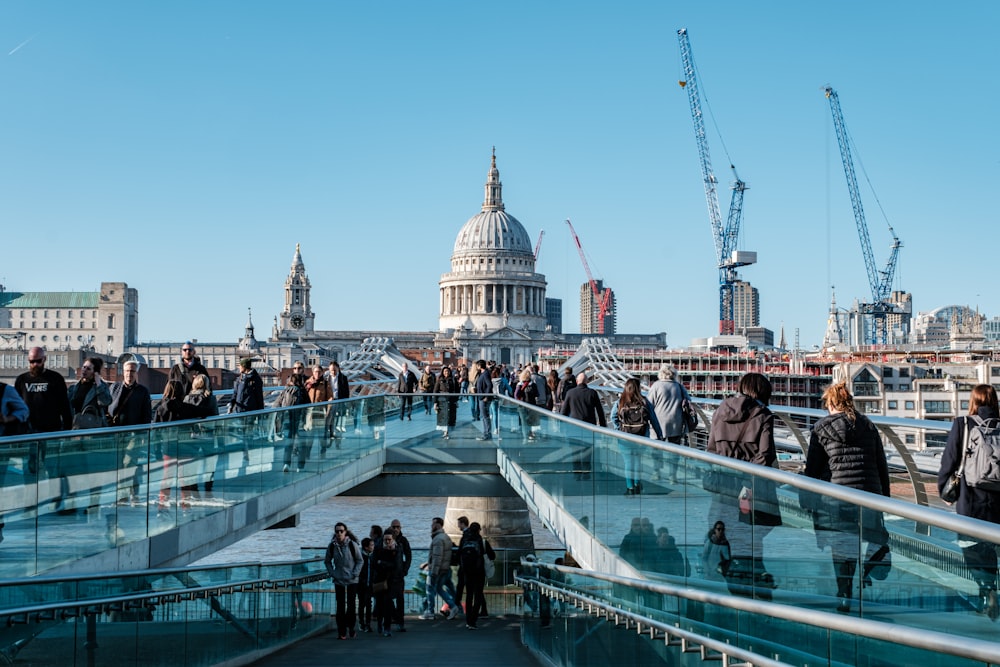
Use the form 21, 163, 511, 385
445, 495, 536, 581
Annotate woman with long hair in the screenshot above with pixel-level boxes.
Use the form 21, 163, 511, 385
706, 372, 781, 599
938, 383, 1000, 620
434, 366, 459, 439
324, 522, 363, 639
514, 368, 540, 441
611, 377, 662, 495
805, 381, 890, 613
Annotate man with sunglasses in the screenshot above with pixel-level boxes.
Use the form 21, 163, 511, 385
168, 342, 208, 395
14, 347, 72, 476
14, 347, 71, 435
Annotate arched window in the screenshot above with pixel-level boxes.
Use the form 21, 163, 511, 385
107, 314, 116, 329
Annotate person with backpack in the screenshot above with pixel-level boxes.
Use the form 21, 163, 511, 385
610, 377, 662, 496
324, 522, 364, 639
280, 372, 309, 473
458, 521, 495, 630
804, 381, 890, 614
938, 383, 1000, 620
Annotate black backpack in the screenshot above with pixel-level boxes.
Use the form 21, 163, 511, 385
460, 538, 482, 569
619, 402, 649, 435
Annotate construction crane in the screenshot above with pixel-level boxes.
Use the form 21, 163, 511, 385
677, 28, 756, 336
824, 86, 902, 346
566, 219, 613, 335
534, 230, 545, 260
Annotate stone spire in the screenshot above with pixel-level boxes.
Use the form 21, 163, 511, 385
482, 147, 504, 213
238, 307, 260, 352
822, 287, 844, 349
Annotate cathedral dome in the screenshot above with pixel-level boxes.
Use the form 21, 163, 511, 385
453, 210, 533, 256
451, 149, 533, 259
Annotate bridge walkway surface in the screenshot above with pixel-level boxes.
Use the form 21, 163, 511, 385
1, 394, 1000, 665
249, 614, 539, 667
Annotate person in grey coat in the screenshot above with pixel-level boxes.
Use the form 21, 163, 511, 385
324, 522, 364, 639
646, 364, 692, 481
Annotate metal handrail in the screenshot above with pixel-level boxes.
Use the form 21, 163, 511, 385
517, 572, 792, 667
524, 562, 1000, 664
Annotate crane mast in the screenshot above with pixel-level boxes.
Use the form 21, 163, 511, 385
824, 86, 902, 345
566, 219, 612, 335
678, 28, 755, 335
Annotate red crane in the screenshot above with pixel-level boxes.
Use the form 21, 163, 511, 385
534, 229, 545, 260
566, 219, 612, 335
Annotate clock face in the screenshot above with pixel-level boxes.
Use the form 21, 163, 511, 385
290, 315, 305, 329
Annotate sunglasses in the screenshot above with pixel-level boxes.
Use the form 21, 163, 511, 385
182, 348, 194, 352
28, 359, 43, 364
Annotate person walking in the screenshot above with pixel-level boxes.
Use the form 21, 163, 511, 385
421, 517, 461, 620
15, 347, 72, 476
434, 366, 459, 439
373, 532, 402, 637
804, 381, 890, 613
561, 373, 606, 477
396, 363, 417, 421
324, 522, 364, 639
458, 521, 495, 629
420, 365, 436, 415
705, 372, 781, 600
474, 360, 494, 441
647, 365, 693, 481
610, 377, 662, 495
938, 383, 1000, 620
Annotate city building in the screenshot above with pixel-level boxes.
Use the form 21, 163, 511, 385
731, 279, 759, 331
0, 282, 138, 357
579, 280, 616, 335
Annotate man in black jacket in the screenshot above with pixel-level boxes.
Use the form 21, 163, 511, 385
169, 342, 209, 395
108, 361, 153, 427
561, 373, 606, 478
396, 363, 417, 421
560, 373, 606, 426
230, 358, 264, 413
108, 360, 152, 502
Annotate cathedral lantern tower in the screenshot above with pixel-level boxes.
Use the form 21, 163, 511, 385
277, 243, 315, 337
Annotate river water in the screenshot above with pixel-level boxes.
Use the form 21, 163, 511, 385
194, 495, 565, 566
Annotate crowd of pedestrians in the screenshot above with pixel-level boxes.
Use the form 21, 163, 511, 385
323, 515, 496, 638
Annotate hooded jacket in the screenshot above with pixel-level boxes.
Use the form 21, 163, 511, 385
706, 394, 776, 467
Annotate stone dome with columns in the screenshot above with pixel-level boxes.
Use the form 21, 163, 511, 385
438, 150, 548, 338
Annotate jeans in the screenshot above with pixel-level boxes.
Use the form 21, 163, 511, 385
426, 570, 457, 612
480, 401, 492, 438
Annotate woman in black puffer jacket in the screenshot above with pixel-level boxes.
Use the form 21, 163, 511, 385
805, 381, 890, 613
938, 383, 1000, 620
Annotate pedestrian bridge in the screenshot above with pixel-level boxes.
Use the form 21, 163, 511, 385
0, 394, 998, 666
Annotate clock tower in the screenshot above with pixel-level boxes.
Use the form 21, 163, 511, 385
276, 243, 315, 337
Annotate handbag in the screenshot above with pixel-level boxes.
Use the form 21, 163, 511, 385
484, 554, 496, 579
373, 580, 388, 593
941, 418, 969, 503
682, 398, 699, 432
72, 406, 104, 430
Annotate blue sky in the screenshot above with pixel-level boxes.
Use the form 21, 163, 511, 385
2, 2, 997, 349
